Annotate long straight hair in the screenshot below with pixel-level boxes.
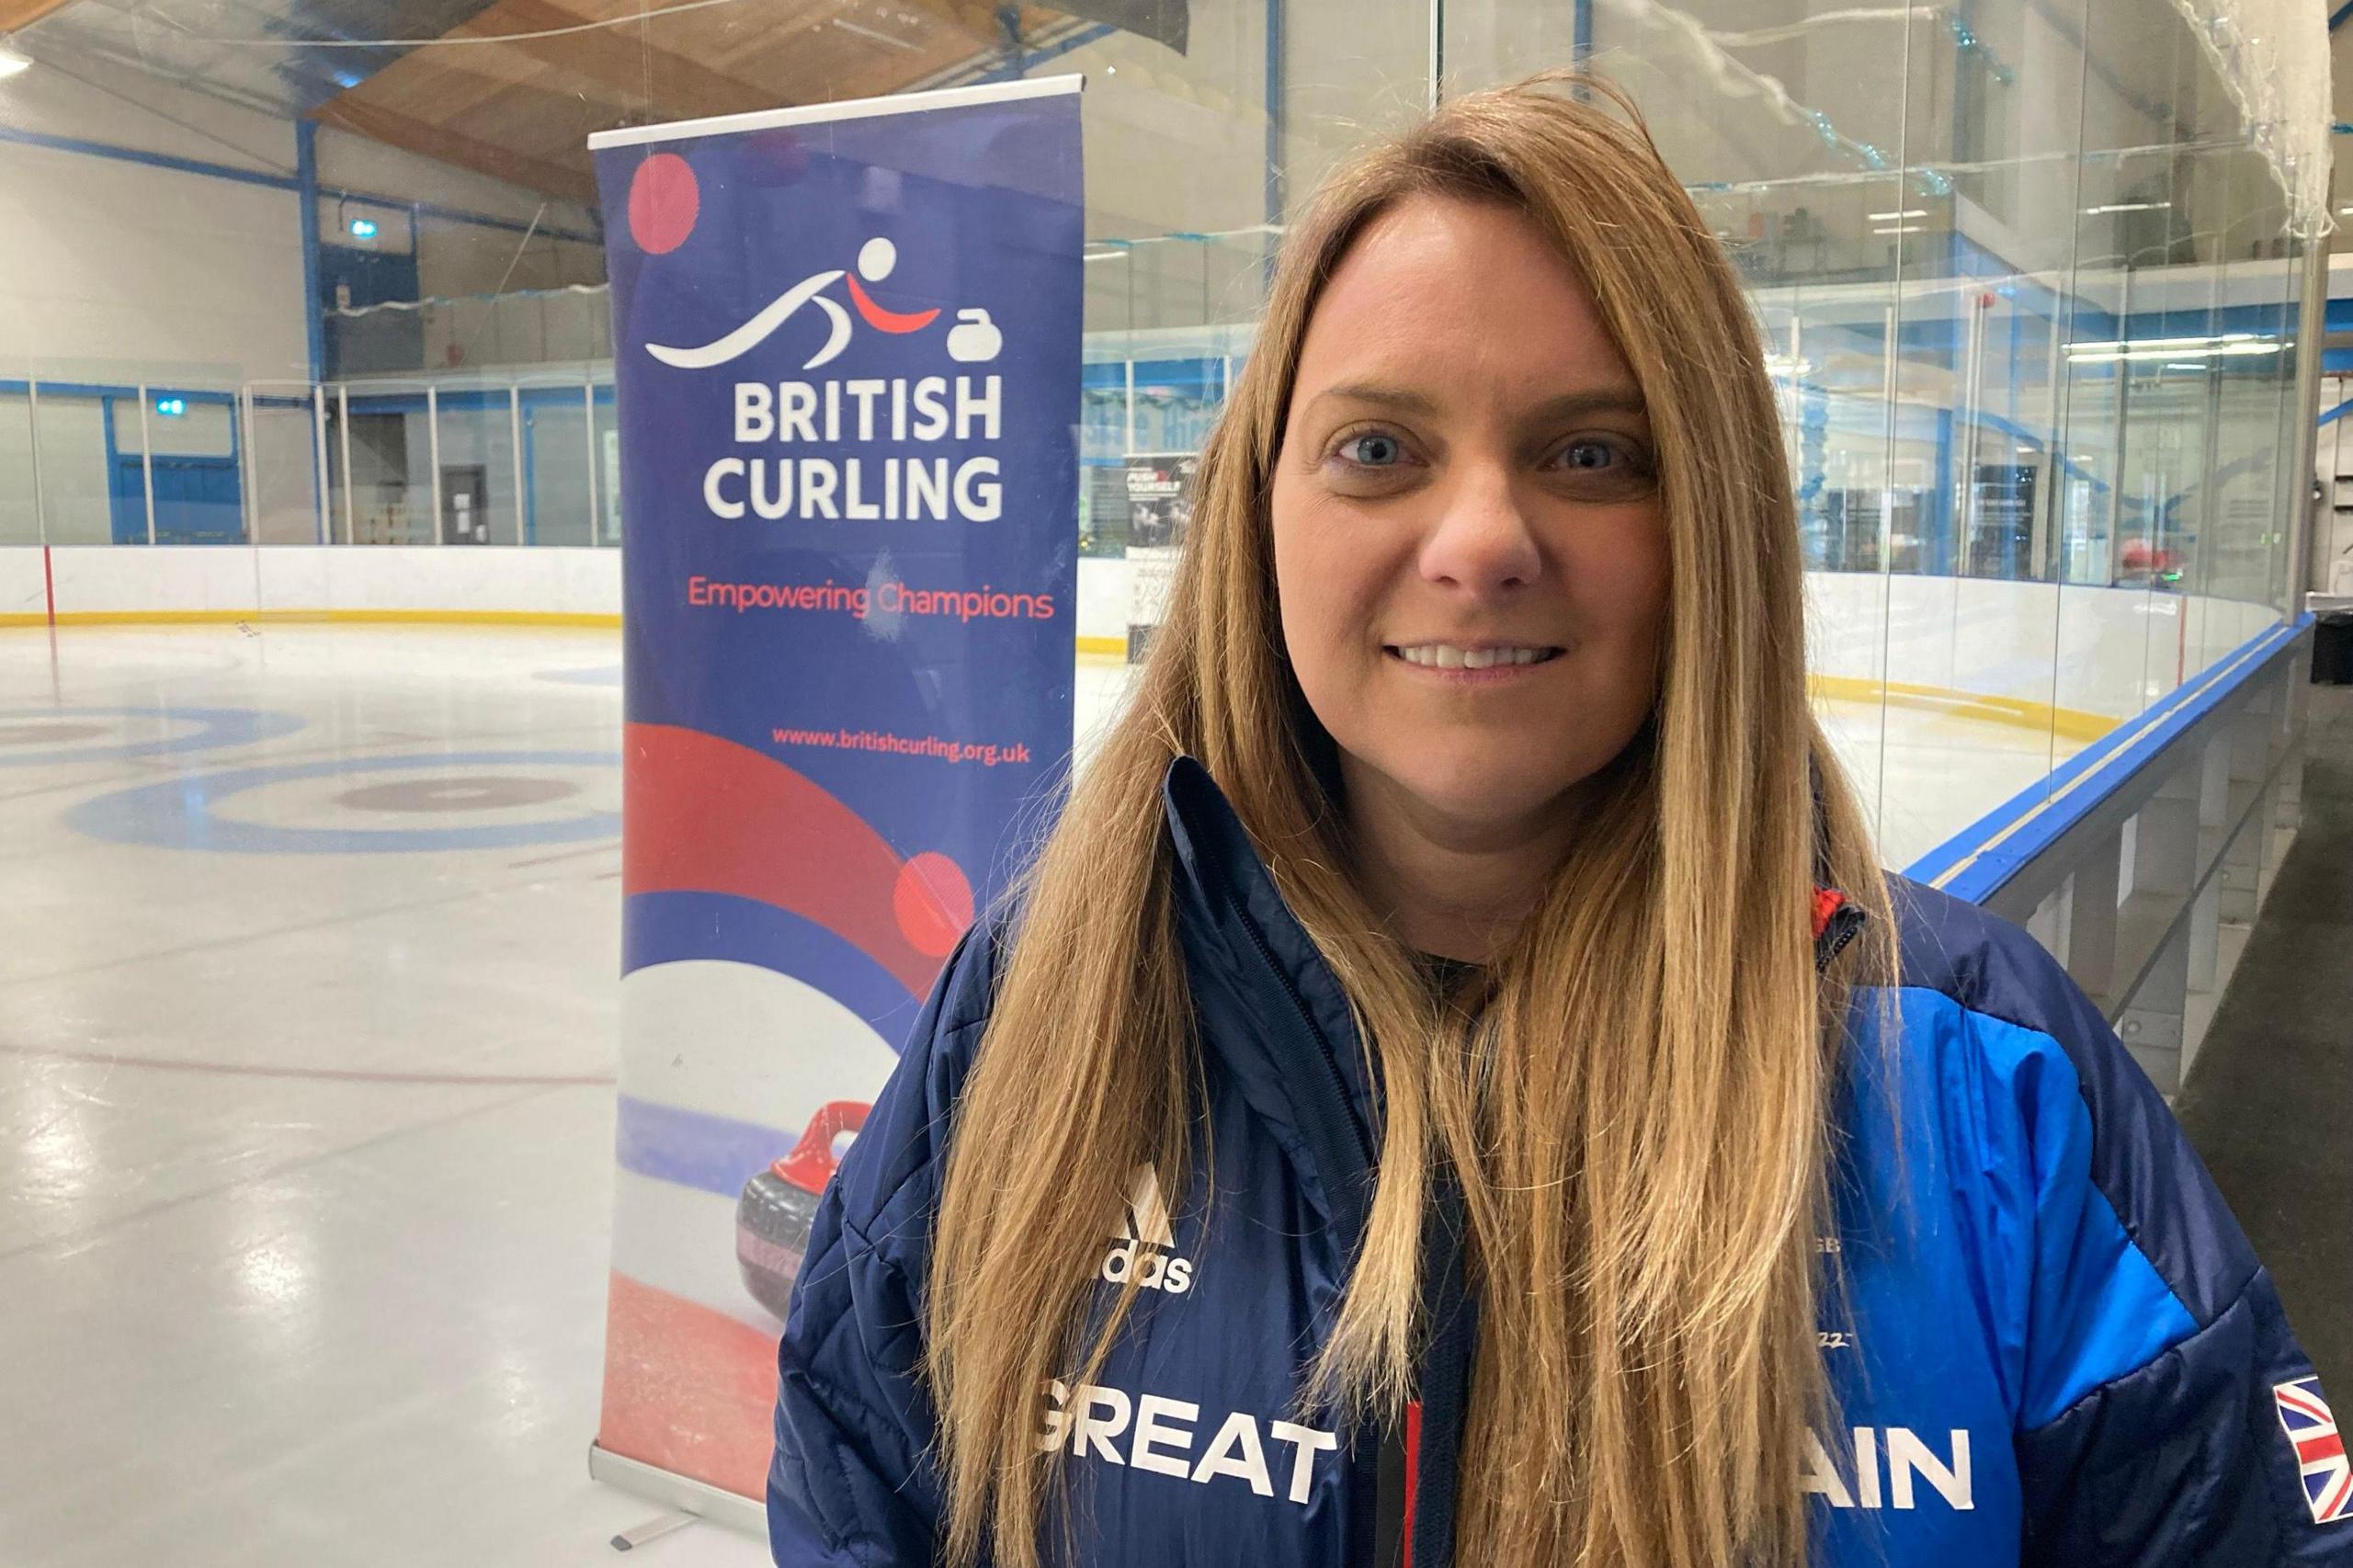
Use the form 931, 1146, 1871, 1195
925, 70, 1894, 1567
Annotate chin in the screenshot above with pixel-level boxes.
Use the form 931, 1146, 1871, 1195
1376, 751, 1602, 835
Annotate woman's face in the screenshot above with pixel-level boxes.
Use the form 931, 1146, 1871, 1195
1269, 194, 1671, 847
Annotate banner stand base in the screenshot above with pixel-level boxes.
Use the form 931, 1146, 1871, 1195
587, 1442, 766, 1538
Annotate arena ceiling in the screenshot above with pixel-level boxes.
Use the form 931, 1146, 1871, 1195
6, 0, 1185, 203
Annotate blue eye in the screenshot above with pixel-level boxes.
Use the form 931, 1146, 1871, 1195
1338, 432, 1404, 467
1552, 438, 1657, 494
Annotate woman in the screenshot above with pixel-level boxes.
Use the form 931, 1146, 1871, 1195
768, 74, 2344, 1567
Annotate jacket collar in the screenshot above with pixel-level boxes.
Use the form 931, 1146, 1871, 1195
1162, 757, 1381, 1196
1158, 756, 1863, 1171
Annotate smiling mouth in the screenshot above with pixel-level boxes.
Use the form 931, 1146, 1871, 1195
1384, 642, 1564, 671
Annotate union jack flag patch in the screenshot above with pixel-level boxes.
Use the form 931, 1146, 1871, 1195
2275, 1376, 2353, 1525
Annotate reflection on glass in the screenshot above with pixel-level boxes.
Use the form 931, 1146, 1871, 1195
0, 0, 2314, 864
1430, 0, 2311, 868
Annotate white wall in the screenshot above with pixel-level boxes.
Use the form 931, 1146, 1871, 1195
0, 544, 620, 621
43, 541, 260, 616
0, 540, 47, 619
315, 127, 597, 241
0, 46, 287, 169
0, 60, 307, 387
283, 545, 619, 616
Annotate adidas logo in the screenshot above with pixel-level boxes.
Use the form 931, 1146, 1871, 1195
1100, 1165, 1195, 1295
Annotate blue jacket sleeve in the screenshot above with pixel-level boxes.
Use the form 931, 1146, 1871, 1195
767, 921, 999, 1567
2000, 956, 2352, 1564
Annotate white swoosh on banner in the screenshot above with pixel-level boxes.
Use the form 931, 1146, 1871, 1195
645, 269, 848, 369
801, 292, 852, 369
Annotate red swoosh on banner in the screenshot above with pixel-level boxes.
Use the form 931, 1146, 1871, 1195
599, 1271, 774, 1500
846, 274, 940, 333
623, 722, 941, 995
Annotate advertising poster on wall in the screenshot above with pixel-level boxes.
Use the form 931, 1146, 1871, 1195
586, 77, 1082, 1509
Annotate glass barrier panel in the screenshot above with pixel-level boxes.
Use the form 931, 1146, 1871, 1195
428, 387, 519, 547
520, 382, 597, 548
593, 384, 621, 548
0, 385, 37, 547
28, 387, 114, 547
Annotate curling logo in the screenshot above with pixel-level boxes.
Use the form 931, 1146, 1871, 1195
676, 234, 1010, 525
1101, 1165, 1193, 1295
648, 236, 1000, 370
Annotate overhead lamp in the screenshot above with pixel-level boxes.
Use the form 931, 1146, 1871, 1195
2082, 200, 2171, 216
2067, 332, 2262, 357
2068, 339, 2279, 365
1867, 209, 1927, 222
0, 46, 30, 81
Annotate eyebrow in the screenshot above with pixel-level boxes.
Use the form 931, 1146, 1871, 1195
1305, 381, 1649, 423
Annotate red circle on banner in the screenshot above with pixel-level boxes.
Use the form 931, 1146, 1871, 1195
892, 852, 974, 958
628, 153, 699, 255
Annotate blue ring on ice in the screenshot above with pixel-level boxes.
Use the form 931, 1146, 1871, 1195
65, 749, 621, 854
0, 705, 304, 767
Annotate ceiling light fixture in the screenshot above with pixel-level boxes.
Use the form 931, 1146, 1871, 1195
0, 46, 31, 81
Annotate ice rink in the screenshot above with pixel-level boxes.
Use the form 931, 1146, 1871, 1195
0, 623, 2088, 1565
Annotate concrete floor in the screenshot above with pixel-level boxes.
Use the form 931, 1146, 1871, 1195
2176, 682, 2353, 1399
0, 620, 2282, 1566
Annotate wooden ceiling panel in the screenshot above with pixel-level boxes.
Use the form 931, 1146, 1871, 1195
316, 0, 1077, 204
455, 0, 777, 119
314, 94, 599, 202
0, 0, 77, 32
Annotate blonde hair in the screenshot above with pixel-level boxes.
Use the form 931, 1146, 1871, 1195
925, 69, 1894, 1567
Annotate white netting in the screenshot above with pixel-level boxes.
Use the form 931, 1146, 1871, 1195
2167, 0, 2335, 238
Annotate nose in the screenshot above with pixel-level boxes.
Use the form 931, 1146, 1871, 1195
1416, 460, 1541, 596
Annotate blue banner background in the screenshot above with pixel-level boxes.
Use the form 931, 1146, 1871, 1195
595, 90, 1081, 1011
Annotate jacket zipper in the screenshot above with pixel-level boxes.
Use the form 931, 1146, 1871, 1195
1200, 836, 1860, 1568
1817, 903, 1865, 973
1189, 851, 1396, 1560
1206, 866, 1476, 1568
1216, 875, 1379, 1174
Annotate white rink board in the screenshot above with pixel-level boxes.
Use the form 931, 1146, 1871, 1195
0, 547, 2286, 739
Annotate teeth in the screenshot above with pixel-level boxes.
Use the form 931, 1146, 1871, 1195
1396, 644, 1554, 669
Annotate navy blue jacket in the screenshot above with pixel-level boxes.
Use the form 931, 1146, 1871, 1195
770, 758, 2352, 1564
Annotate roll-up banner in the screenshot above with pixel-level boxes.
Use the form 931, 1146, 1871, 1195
585, 76, 1083, 1514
